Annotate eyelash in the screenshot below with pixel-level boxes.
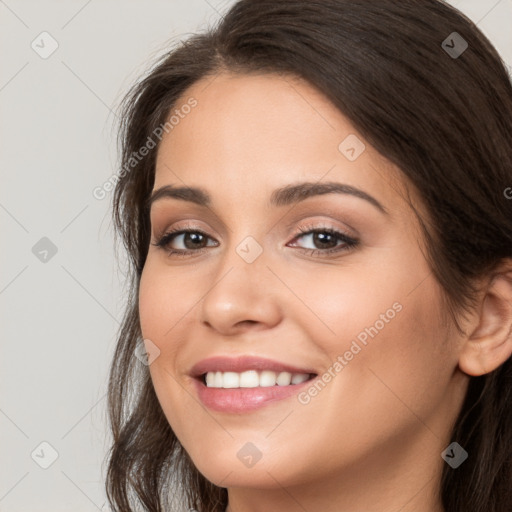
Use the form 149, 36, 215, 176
152, 222, 359, 259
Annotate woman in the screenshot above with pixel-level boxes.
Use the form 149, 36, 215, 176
105, 1, 512, 511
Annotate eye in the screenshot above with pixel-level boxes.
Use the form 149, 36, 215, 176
152, 224, 218, 258
287, 225, 359, 256
152, 223, 359, 258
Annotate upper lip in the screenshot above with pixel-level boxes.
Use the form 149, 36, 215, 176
189, 355, 317, 378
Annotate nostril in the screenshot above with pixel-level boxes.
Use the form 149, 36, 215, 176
237, 320, 258, 328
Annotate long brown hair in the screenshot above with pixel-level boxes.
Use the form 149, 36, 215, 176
105, 1, 512, 510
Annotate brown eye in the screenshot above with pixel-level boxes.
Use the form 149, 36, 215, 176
288, 226, 359, 256
152, 224, 359, 258
154, 228, 218, 254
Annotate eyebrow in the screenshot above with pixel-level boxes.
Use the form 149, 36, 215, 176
147, 181, 388, 215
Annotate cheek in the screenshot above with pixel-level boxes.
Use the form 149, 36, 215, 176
138, 263, 199, 421
138, 263, 188, 341
328, 281, 451, 436
277, 300, 450, 482
138, 266, 187, 375
138, 265, 183, 399
292, 264, 451, 434
281, 260, 407, 361
138, 272, 162, 341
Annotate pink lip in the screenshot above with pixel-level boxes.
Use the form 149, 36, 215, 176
189, 355, 316, 378
193, 378, 315, 413
189, 355, 318, 413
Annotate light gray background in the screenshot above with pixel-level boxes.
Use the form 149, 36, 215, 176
1, 1, 511, 510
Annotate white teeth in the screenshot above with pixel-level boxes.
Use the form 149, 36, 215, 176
239, 370, 259, 388
204, 370, 311, 388
222, 372, 239, 388
291, 373, 309, 384
276, 371, 292, 386
205, 372, 215, 387
260, 370, 277, 387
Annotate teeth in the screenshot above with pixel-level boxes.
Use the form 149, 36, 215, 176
260, 370, 277, 387
276, 371, 292, 385
291, 373, 310, 384
204, 370, 311, 388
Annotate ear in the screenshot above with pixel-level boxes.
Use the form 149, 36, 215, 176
458, 261, 512, 377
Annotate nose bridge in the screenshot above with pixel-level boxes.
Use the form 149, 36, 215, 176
216, 200, 272, 270
209, 230, 270, 301
199, 229, 282, 333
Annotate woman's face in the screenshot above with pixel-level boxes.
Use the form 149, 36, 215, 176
139, 72, 467, 495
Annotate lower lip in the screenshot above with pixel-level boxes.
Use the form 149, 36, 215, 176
193, 376, 316, 413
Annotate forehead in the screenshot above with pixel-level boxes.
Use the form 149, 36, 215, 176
153, 72, 409, 211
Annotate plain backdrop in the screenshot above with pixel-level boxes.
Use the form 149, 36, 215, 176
1, 1, 511, 510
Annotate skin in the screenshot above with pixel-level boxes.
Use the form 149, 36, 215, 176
138, 72, 512, 512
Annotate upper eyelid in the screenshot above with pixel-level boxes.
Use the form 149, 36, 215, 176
152, 213, 358, 238
149, 200, 362, 233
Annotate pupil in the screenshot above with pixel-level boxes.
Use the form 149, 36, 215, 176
314, 232, 335, 249
185, 232, 205, 249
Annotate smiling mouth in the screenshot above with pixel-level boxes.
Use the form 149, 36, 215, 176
200, 370, 317, 388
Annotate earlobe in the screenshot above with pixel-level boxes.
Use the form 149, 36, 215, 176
458, 265, 512, 377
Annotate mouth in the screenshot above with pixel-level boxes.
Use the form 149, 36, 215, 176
193, 372, 318, 413
190, 355, 318, 388
198, 370, 317, 388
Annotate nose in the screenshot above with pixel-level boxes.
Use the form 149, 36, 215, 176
199, 246, 283, 336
